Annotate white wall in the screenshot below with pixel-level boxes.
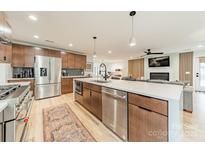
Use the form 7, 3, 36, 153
91, 58, 128, 77
144, 53, 179, 81
0, 63, 12, 84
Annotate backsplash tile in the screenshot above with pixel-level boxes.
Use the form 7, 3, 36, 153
62, 69, 84, 76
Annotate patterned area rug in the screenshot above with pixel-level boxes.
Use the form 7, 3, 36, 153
43, 103, 95, 142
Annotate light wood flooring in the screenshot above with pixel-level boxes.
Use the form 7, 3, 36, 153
26, 92, 205, 142
26, 93, 121, 142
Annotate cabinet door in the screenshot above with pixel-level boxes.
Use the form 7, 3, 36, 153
81, 55, 86, 69
61, 52, 68, 68
24, 46, 35, 67
68, 78, 73, 93
83, 88, 91, 111
0, 43, 4, 62
129, 104, 168, 142
35, 48, 49, 56
67, 53, 75, 68
74, 54, 81, 69
12, 44, 25, 67
61, 78, 69, 94
48, 50, 61, 58
4, 44, 12, 63
91, 91, 102, 120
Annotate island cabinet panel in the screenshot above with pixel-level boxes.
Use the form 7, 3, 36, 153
61, 78, 73, 94
75, 92, 83, 104
128, 93, 168, 142
82, 83, 102, 120
129, 104, 168, 142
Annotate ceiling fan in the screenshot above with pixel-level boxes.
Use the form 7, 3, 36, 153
141, 49, 164, 57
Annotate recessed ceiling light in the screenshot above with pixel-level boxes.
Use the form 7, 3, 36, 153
197, 44, 203, 48
108, 50, 112, 54
33, 35, 39, 39
69, 43, 73, 47
29, 15, 38, 21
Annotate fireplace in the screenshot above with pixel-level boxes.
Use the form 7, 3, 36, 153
150, 72, 169, 81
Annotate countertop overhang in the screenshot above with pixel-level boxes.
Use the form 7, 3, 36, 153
74, 78, 183, 102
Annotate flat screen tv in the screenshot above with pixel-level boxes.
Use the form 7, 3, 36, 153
148, 56, 170, 67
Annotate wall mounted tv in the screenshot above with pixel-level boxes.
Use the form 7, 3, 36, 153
148, 56, 170, 67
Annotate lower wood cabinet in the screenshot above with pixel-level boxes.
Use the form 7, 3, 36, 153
81, 83, 102, 120
128, 93, 168, 142
61, 78, 73, 94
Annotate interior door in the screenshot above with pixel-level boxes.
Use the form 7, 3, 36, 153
34, 56, 50, 85
49, 57, 61, 84
196, 57, 205, 92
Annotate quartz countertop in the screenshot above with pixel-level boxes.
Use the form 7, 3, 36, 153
75, 78, 183, 102
62, 75, 90, 78
8, 78, 34, 80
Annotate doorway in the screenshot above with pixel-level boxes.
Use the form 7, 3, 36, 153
196, 57, 205, 92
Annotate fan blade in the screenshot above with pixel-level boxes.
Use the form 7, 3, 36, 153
150, 52, 164, 54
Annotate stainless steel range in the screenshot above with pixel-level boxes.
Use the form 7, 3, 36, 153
0, 84, 33, 142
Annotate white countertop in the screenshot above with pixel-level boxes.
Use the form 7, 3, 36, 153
75, 78, 183, 102
0, 101, 8, 112
0, 81, 31, 86
8, 78, 34, 80
62, 75, 90, 78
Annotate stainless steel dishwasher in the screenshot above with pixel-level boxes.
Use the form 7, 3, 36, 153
102, 87, 127, 141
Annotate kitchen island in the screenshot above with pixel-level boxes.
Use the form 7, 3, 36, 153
74, 78, 184, 142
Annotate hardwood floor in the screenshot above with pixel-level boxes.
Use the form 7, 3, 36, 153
26, 93, 122, 142
180, 92, 205, 141
26, 92, 205, 142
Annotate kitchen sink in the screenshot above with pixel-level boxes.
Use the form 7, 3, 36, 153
90, 79, 111, 83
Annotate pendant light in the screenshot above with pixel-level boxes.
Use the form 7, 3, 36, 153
129, 11, 136, 47
93, 36, 97, 58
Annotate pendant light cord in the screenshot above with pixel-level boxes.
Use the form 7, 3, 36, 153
131, 16, 134, 37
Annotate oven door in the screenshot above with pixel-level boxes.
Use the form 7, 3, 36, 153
15, 91, 33, 142
75, 81, 83, 95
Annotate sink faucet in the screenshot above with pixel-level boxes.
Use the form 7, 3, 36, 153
99, 63, 108, 80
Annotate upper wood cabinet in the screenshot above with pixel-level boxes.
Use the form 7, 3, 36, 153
74, 54, 86, 69
0, 43, 12, 63
61, 52, 68, 68
12, 44, 25, 67
48, 49, 61, 58
12, 44, 36, 67
61, 51, 86, 69
67, 53, 75, 68
34, 48, 49, 56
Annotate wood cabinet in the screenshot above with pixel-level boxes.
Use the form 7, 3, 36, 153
128, 58, 144, 79
67, 53, 75, 68
61, 52, 68, 68
48, 49, 61, 58
61, 78, 73, 94
12, 44, 35, 67
0, 43, 12, 63
12, 44, 25, 67
61, 51, 86, 69
34, 48, 49, 56
81, 83, 102, 120
74, 54, 86, 69
128, 93, 168, 142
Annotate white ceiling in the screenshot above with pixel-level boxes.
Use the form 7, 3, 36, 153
5, 11, 205, 60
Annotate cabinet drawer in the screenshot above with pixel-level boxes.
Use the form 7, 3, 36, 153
128, 93, 168, 116
83, 82, 101, 93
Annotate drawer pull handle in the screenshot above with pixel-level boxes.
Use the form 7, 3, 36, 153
138, 106, 152, 112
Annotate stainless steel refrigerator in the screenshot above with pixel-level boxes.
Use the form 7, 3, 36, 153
34, 55, 62, 99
